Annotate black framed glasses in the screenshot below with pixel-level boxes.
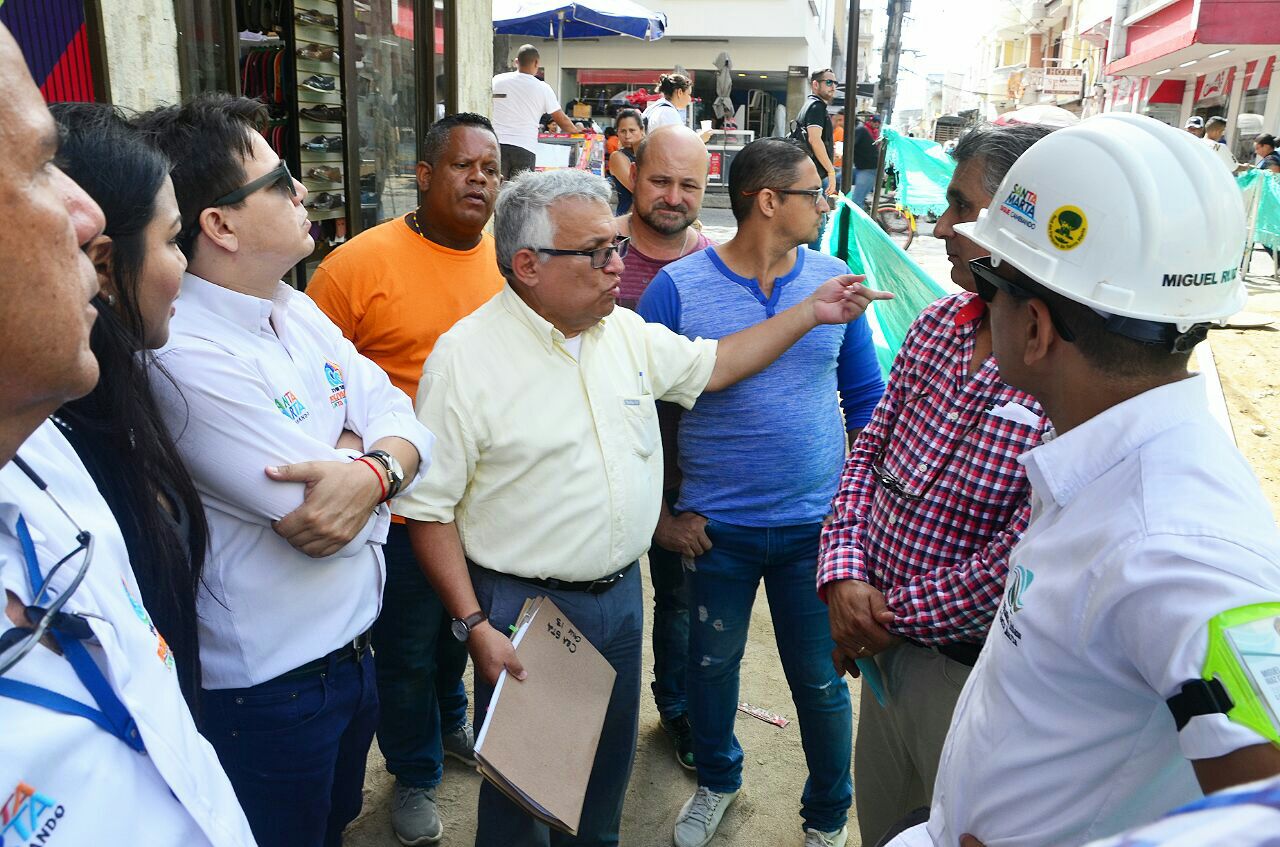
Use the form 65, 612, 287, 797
211, 160, 297, 207
743, 187, 830, 209
819, 78, 838, 87
535, 236, 630, 269
969, 256, 1076, 343
870, 398, 994, 502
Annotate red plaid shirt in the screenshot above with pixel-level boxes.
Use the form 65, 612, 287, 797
818, 292, 1047, 644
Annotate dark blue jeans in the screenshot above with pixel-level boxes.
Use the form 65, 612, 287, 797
650, 491, 691, 721
371, 522, 470, 788
471, 564, 643, 847
688, 520, 852, 833
200, 649, 379, 847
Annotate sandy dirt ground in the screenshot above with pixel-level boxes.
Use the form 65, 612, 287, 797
343, 221, 1280, 847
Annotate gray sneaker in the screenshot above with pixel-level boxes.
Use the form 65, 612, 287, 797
803, 826, 848, 847
673, 786, 738, 847
391, 782, 442, 845
443, 722, 477, 766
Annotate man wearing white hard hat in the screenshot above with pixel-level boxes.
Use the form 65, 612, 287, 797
884, 112, 1280, 847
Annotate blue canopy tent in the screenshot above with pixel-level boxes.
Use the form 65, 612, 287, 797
493, 0, 668, 98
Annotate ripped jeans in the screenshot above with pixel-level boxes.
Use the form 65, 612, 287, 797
686, 519, 852, 833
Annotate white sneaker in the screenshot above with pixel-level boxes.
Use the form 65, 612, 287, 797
673, 786, 738, 847
803, 826, 848, 847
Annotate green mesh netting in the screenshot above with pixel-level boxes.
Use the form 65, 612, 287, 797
880, 127, 956, 217
821, 195, 948, 376
1239, 169, 1280, 250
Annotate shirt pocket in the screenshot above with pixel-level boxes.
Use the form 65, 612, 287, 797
620, 395, 659, 458
947, 415, 1041, 519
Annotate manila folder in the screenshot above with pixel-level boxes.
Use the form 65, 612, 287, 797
475, 597, 617, 834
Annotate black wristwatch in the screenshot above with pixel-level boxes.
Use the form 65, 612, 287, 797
362, 449, 405, 501
451, 611, 487, 643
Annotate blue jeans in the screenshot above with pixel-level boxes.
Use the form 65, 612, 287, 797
852, 168, 876, 210
200, 649, 379, 847
371, 522, 470, 788
471, 564, 643, 846
688, 520, 852, 833
650, 491, 690, 721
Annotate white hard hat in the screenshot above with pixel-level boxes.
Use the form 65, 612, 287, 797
954, 112, 1246, 335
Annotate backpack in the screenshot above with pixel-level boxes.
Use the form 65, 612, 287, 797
789, 95, 823, 146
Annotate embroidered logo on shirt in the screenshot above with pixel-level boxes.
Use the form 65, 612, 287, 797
324, 360, 347, 408
121, 579, 175, 671
999, 564, 1035, 647
1, 782, 65, 844
274, 390, 311, 423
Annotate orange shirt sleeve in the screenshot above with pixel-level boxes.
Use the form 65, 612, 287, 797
307, 262, 359, 343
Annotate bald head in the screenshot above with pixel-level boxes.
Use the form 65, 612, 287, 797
630, 125, 708, 237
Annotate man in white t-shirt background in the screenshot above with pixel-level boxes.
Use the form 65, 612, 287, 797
492, 44, 576, 180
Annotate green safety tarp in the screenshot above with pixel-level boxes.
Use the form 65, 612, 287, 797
822, 194, 949, 375
880, 126, 956, 217
1238, 168, 1280, 250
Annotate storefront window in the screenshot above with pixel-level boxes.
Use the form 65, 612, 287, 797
173, 0, 235, 97
352, 0, 419, 227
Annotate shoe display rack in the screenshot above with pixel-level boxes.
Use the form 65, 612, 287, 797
294, 1, 347, 227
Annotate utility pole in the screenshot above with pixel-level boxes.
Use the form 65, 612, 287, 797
840, 0, 861, 194
877, 0, 907, 125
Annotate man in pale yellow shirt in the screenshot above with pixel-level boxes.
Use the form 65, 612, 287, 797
395, 168, 889, 847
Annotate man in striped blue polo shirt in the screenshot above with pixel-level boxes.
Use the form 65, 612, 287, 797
638, 137, 885, 847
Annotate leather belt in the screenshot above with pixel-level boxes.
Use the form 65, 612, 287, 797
277, 630, 372, 682
910, 639, 983, 668
479, 562, 636, 595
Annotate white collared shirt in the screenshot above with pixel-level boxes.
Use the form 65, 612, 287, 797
396, 285, 717, 581
0, 421, 256, 846
918, 374, 1280, 847
151, 273, 434, 689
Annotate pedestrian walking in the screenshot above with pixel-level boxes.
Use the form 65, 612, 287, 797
643, 73, 694, 131
492, 44, 575, 180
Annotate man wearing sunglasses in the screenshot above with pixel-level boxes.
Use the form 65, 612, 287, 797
817, 122, 1053, 847
887, 113, 1280, 847
398, 167, 890, 847
636, 136, 883, 847
134, 95, 436, 847
0, 26, 256, 846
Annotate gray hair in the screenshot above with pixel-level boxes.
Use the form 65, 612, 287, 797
951, 122, 1056, 198
494, 168, 612, 276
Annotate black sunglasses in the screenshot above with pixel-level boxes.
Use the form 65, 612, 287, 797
969, 256, 1076, 343
535, 236, 630, 269
211, 161, 297, 207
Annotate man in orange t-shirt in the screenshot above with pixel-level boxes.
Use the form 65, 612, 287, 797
307, 112, 504, 846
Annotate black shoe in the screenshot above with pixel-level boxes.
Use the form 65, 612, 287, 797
305, 192, 345, 211
300, 105, 343, 123
661, 714, 696, 771
296, 8, 337, 28
299, 73, 336, 93
302, 134, 343, 152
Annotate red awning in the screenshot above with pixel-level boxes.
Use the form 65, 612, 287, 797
577, 69, 694, 85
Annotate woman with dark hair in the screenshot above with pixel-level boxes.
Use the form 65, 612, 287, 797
608, 108, 646, 215
644, 72, 693, 130
48, 102, 208, 712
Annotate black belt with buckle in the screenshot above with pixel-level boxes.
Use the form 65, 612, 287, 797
910, 639, 983, 668
491, 561, 636, 595
277, 630, 372, 681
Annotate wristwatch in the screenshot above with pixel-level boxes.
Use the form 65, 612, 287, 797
362, 449, 405, 501
451, 611, 487, 642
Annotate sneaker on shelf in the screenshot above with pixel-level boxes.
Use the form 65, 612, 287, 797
306, 165, 342, 182
391, 782, 443, 846
295, 8, 337, 28
300, 74, 337, 93
443, 722, 477, 767
660, 714, 696, 771
673, 786, 738, 847
297, 43, 337, 62
299, 105, 343, 123
353, 0, 372, 11
305, 192, 345, 211
803, 826, 848, 847
302, 134, 343, 152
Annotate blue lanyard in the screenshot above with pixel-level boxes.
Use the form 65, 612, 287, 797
0, 515, 146, 753
1171, 781, 1280, 815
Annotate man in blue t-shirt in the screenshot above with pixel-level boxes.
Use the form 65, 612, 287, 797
638, 137, 884, 847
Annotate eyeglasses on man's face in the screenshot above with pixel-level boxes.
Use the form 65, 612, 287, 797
535, 235, 630, 269
818, 78, 837, 87
743, 186, 830, 210
969, 256, 1076, 343
212, 161, 298, 207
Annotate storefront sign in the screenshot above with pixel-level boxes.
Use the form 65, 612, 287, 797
1040, 67, 1084, 95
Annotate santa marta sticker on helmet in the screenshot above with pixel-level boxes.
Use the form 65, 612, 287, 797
1047, 205, 1087, 251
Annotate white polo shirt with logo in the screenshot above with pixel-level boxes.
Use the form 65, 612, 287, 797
0, 421, 256, 846
896, 374, 1280, 847
151, 273, 435, 689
